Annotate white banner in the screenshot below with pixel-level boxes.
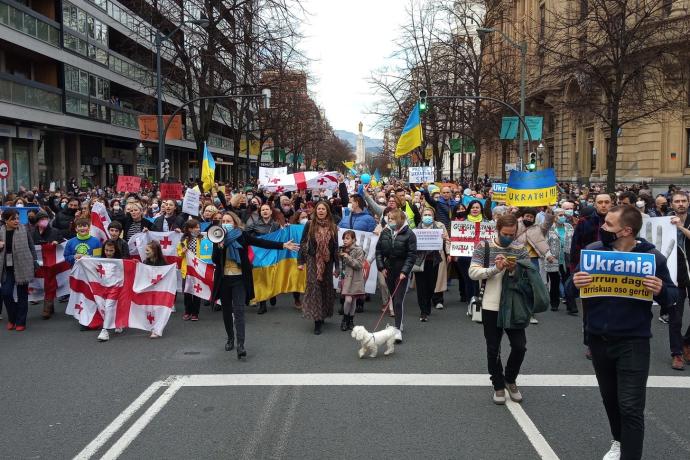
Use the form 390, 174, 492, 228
408, 166, 434, 183
413, 229, 443, 251
638, 216, 677, 284
258, 166, 287, 186
333, 228, 379, 294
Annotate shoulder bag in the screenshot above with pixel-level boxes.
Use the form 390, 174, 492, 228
468, 242, 490, 323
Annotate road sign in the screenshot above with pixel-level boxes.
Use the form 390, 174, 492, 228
0, 160, 9, 179
505, 163, 517, 172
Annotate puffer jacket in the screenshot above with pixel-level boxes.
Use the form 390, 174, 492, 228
375, 223, 417, 276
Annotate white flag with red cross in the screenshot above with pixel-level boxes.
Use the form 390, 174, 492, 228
128, 231, 181, 264
183, 252, 215, 301
90, 202, 111, 243
28, 242, 71, 302
66, 258, 177, 335
259, 171, 340, 193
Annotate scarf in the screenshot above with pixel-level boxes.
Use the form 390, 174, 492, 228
314, 219, 333, 281
467, 213, 483, 223
224, 228, 244, 264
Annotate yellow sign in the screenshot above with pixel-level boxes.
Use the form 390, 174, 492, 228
239, 139, 260, 155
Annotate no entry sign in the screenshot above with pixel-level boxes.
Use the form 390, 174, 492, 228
0, 160, 9, 179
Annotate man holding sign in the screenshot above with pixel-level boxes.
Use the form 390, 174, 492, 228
569, 206, 677, 460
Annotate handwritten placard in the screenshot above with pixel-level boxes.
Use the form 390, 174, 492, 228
182, 188, 201, 216
116, 176, 141, 193
159, 183, 183, 200
412, 229, 443, 251
450, 220, 496, 257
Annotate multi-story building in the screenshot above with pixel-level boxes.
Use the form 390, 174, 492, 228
479, 0, 690, 187
0, 0, 257, 191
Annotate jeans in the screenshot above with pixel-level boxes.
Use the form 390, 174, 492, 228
415, 259, 439, 316
590, 335, 649, 460
385, 271, 409, 330
669, 286, 690, 356
220, 275, 247, 343
1, 270, 28, 326
482, 309, 527, 390
454, 257, 476, 301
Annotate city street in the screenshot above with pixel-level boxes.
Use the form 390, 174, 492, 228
1, 286, 689, 460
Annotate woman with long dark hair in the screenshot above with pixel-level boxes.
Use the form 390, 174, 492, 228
297, 201, 339, 335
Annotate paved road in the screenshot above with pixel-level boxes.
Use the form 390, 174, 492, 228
1, 285, 689, 459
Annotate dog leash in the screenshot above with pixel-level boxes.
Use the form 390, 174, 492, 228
372, 277, 404, 332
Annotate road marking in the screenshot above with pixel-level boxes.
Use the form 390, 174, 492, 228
271, 386, 302, 459
240, 386, 282, 460
72, 380, 164, 460
172, 373, 690, 388
99, 381, 182, 460
506, 399, 560, 460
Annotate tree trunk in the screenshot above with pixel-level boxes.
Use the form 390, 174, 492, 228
606, 127, 618, 193
471, 138, 481, 181
449, 153, 454, 181
501, 142, 508, 182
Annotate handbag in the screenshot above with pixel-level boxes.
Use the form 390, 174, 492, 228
411, 254, 425, 272
467, 242, 490, 323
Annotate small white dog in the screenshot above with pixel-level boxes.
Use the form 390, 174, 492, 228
351, 325, 397, 358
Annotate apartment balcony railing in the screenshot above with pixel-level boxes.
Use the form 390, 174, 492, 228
0, 73, 62, 113
0, 0, 61, 47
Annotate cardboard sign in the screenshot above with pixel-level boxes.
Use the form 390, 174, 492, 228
333, 228, 380, 294
579, 250, 656, 301
413, 229, 443, 251
138, 115, 183, 141
182, 188, 201, 216
637, 216, 677, 284
116, 175, 141, 193
450, 221, 497, 257
492, 183, 507, 202
408, 166, 434, 183
159, 183, 183, 200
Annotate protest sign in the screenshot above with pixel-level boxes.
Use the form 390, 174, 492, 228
413, 229, 443, 251
579, 250, 656, 301
506, 168, 558, 206
333, 228, 379, 294
492, 183, 507, 202
159, 183, 183, 200
450, 221, 497, 257
638, 216, 677, 284
182, 188, 201, 216
116, 175, 141, 193
408, 166, 434, 183
258, 166, 287, 186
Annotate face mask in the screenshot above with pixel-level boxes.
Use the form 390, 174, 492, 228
377, 198, 386, 204
16, 203, 24, 208
282, 206, 291, 213
388, 222, 398, 230
246, 194, 253, 201
422, 215, 433, 225
214, 198, 221, 206
600, 227, 619, 245
564, 209, 574, 217
498, 235, 514, 247
455, 211, 467, 219
635, 200, 645, 208
347, 203, 353, 211
38, 219, 49, 229
191, 230, 200, 238
113, 205, 121, 211
523, 219, 534, 227
151, 205, 159, 212
61, 202, 67, 209
222, 223, 234, 232
557, 216, 567, 224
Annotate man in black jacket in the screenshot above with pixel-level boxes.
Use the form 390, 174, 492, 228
53, 197, 80, 239
668, 191, 690, 370
569, 205, 677, 460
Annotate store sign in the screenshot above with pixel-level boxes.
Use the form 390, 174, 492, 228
17, 127, 42, 140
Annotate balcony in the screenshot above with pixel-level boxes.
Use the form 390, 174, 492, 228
65, 91, 139, 130
0, 0, 60, 47
0, 73, 61, 112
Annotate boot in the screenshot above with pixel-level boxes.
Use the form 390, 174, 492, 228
41, 302, 54, 320
236, 341, 247, 360
348, 315, 355, 330
340, 315, 349, 331
225, 337, 234, 351
257, 302, 267, 315
314, 320, 323, 335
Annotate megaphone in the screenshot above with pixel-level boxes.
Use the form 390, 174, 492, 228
207, 225, 225, 244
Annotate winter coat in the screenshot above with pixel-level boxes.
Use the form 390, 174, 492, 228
516, 213, 554, 259
53, 208, 78, 238
569, 212, 604, 272
375, 224, 417, 276
32, 224, 61, 245
0, 224, 38, 284
544, 223, 574, 272
498, 259, 550, 329
339, 245, 366, 296
338, 209, 377, 232
245, 218, 280, 237
151, 213, 186, 232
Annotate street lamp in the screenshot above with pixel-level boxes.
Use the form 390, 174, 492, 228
477, 26, 528, 167
155, 14, 210, 181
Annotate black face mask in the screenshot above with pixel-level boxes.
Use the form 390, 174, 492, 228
523, 219, 534, 227
455, 211, 467, 219
600, 228, 619, 245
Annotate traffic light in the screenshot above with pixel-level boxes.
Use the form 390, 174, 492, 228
160, 158, 170, 178
418, 89, 428, 113
527, 152, 537, 171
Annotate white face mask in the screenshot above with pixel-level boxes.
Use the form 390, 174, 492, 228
300, 218, 308, 225
347, 203, 353, 211
636, 200, 645, 209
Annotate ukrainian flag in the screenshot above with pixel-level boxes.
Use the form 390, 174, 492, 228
506, 168, 558, 207
250, 225, 306, 303
395, 103, 423, 157
201, 142, 215, 192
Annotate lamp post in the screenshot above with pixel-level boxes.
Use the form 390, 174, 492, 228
155, 14, 210, 182
476, 27, 527, 167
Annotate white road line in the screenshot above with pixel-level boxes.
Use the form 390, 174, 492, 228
271, 386, 302, 459
240, 386, 282, 460
172, 373, 690, 388
99, 381, 182, 460
72, 380, 164, 460
506, 399, 560, 460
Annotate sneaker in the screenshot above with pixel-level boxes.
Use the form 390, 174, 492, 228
683, 344, 690, 363
190, 315, 199, 321
506, 383, 523, 402
394, 328, 403, 344
672, 355, 685, 370
435, 303, 444, 310
585, 347, 592, 360
658, 314, 669, 324
97, 329, 110, 342
114, 328, 124, 334
530, 316, 539, 324
15, 325, 25, 332
492, 389, 506, 405
150, 332, 161, 339
420, 315, 428, 322
182, 314, 191, 321
602, 440, 621, 460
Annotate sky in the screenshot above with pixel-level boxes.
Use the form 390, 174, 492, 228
300, 0, 408, 139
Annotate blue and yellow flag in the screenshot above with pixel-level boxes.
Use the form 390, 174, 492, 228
201, 142, 215, 192
250, 225, 306, 303
395, 103, 422, 157
506, 168, 558, 207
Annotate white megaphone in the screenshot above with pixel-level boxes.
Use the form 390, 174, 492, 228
207, 225, 226, 244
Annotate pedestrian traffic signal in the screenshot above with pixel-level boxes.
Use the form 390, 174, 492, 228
160, 158, 170, 178
527, 152, 537, 171
419, 89, 428, 113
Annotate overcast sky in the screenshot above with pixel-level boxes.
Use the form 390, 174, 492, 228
300, 0, 408, 139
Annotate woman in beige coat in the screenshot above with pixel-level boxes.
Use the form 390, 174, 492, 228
338, 230, 366, 331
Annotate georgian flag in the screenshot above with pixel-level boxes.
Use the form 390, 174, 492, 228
128, 231, 182, 264
28, 242, 71, 302
66, 258, 177, 335
183, 252, 215, 301
90, 202, 111, 243
260, 171, 339, 193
